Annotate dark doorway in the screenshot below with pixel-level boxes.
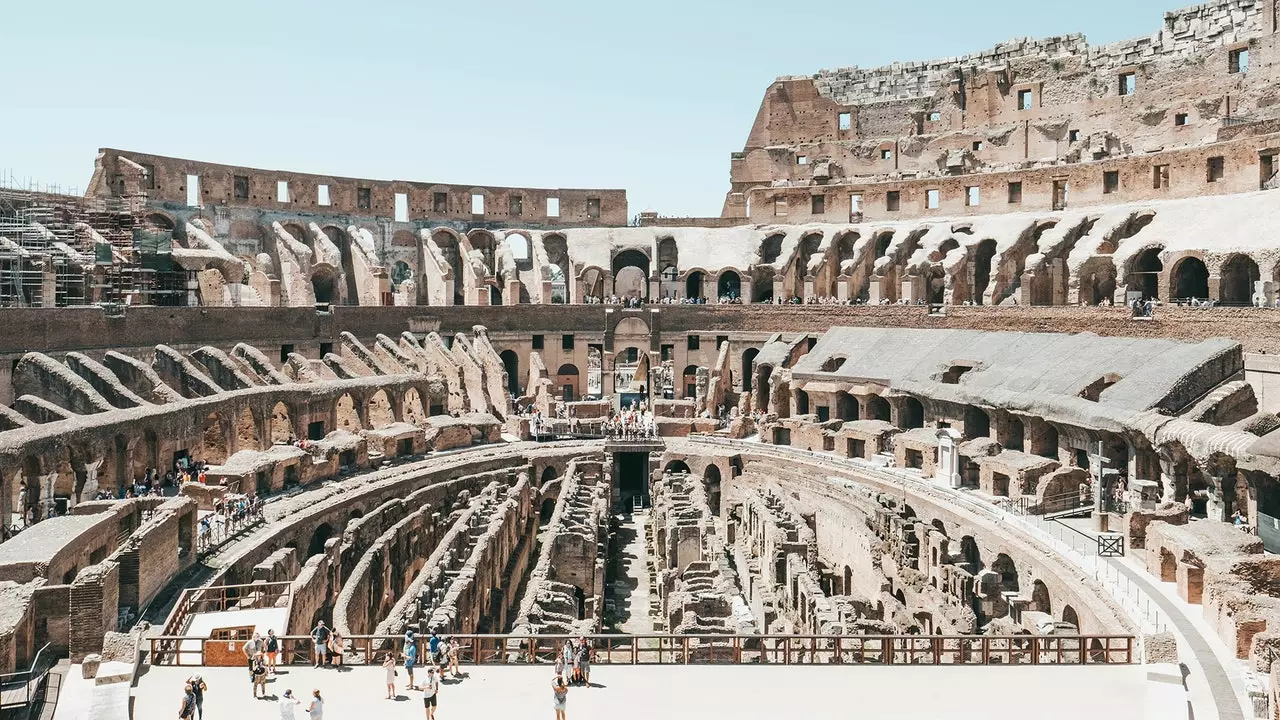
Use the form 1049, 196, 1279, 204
500, 350, 520, 395
616, 452, 649, 510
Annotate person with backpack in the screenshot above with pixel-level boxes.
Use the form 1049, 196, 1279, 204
186, 674, 207, 718
251, 654, 269, 699
311, 621, 330, 668
265, 630, 280, 674
179, 683, 197, 720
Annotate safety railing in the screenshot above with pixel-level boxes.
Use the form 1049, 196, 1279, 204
157, 581, 292, 657
0, 642, 54, 713
147, 633, 1134, 667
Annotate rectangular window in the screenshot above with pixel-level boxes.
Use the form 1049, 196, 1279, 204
532, 334, 544, 350
1017, 89, 1033, 110
716, 335, 728, 348
849, 193, 862, 214
925, 189, 940, 209
1103, 170, 1119, 194
319, 342, 333, 356
279, 344, 294, 363
1052, 180, 1069, 210
141, 163, 156, 190
1152, 164, 1170, 189
1263, 154, 1277, 190
277, 180, 290, 203
433, 192, 448, 213
687, 335, 700, 351
880, 148, 893, 160
1007, 181, 1022, 204
509, 195, 523, 216
811, 195, 825, 214
1118, 72, 1136, 96
357, 187, 371, 210
395, 193, 408, 221
317, 184, 331, 206
1207, 156, 1224, 183
928, 111, 941, 122
796, 155, 808, 165
562, 334, 575, 350
965, 186, 980, 206
471, 193, 485, 215
586, 197, 601, 219
886, 191, 900, 212
774, 197, 788, 216
1068, 129, 1080, 143
547, 197, 560, 218
185, 174, 200, 207
660, 344, 674, 362
1229, 48, 1249, 74
837, 112, 852, 130
972, 141, 983, 151
625, 347, 638, 363
234, 175, 249, 200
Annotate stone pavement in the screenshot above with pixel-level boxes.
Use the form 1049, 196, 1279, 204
130, 663, 1146, 720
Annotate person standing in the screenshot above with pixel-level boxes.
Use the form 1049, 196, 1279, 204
404, 639, 418, 691
421, 667, 439, 720
428, 630, 440, 665
186, 673, 207, 719
311, 621, 330, 668
576, 638, 591, 687
278, 689, 301, 720
243, 633, 263, 671
265, 630, 280, 675
179, 683, 197, 720
329, 630, 344, 667
382, 653, 397, 700
251, 654, 269, 699
552, 674, 568, 720
306, 689, 323, 720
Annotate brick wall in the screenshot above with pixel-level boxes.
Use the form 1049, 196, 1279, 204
69, 561, 119, 661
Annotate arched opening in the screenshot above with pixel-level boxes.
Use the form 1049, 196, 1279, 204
1127, 246, 1163, 300
873, 232, 893, 259
1004, 415, 1025, 452
754, 364, 774, 411
972, 239, 998, 304
1031, 580, 1051, 614
741, 348, 759, 392
685, 271, 704, 300
991, 553, 1019, 593
270, 402, 294, 444
964, 407, 990, 439
336, 393, 360, 431
307, 523, 334, 558
548, 264, 567, 303
795, 389, 810, 415
390, 261, 414, 291
1171, 256, 1209, 302
327, 227, 359, 306
664, 459, 691, 475
312, 268, 337, 305
235, 406, 260, 452
760, 234, 785, 264
432, 230, 465, 305
717, 271, 741, 300
540, 466, 559, 487
500, 350, 520, 395
901, 397, 924, 429
367, 389, 395, 427
538, 497, 556, 526
1037, 424, 1060, 459
611, 249, 650, 300
704, 464, 722, 516
506, 233, 530, 262
865, 395, 890, 422
1061, 604, 1079, 629
835, 392, 859, 421
556, 364, 579, 402
201, 412, 228, 464
959, 536, 981, 571
926, 267, 945, 304
1219, 254, 1260, 305
682, 364, 699, 399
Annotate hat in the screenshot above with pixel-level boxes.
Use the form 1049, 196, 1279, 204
192, 673, 201, 681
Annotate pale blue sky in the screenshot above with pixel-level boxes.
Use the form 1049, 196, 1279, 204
4, 0, 1182, 217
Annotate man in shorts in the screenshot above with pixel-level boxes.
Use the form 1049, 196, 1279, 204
575, 637, 591, 686
421, 666, 439, 719
310, 620, 330, 668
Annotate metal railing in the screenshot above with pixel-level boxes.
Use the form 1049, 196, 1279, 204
0, 642, 55, 713
159, 581, 292, 645
147, 633, 1134, 667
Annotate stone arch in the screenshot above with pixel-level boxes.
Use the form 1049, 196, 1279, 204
717, 270, 742, 300
1170, 255, 1209, 301
307, 522, 334, 558
505, 232, 530, 262
142, 212, 175, 231
580, 266, 606, 299
991, 553, 1019, 593
1031, 579, 1051, 614
873, 232, 893, 260
901, 397, 924, 429
1219, 253, 1259, 305
614, 316, 650, 337
656, 236, 679, 274
402, 388, 427, 425
336, 393, 360, 432
865, 395, 890, 422
664, 459, 691, 475
972, 239, 998, 304
795, 389, 810, 415
612, 249, 650, 300
835, 392, 859, 421
543, 233, 571, 303
311, 264, 340, 305
540, 466, 559, 487
964, 407, 990, 439
1061, 604, 1079, 629
366, 389, 395, 428
959, 536, 981, 571
235, 406, 260, 452
323, 226, 359, 305
539, 497, 557, 525
685, 270, 705, 300
269, 402, 295, 444
741, 348, 759, 392
760, 233, 785, 264
500, 350, 520, 395
682, 365, 699, 399
1125, 245, 1164, 299
1076, 256, 1117, 305
703, 464, 722, 516
200, 412, 229, 464
930, 238, 960, 263
390, 260, 414, 291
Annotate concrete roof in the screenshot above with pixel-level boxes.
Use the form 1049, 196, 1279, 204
793, 327, 1240, 432
0, 513, 114, 571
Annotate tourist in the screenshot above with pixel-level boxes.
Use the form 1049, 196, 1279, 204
446, 637, 461, 677
428, 630, 441, 665
278, 689, 301, 720
306, 689, 324, 720
576, 637, 591, 686
243, 632, 263, 670
554, 647, 565, 678
265, 630, 280, 674
404, 637, 419, 690
383, 653, 397, 699
186, 673, 207, 718
179, 683, 197, 720
552, 674, 569, 720
251, 654, 269, 698
311, 620, 330, 668
329, 629, 344, 667
436, 636, 451, 672
421, 667, 439, 720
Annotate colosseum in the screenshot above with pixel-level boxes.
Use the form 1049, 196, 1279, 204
3, 2, 1280, 719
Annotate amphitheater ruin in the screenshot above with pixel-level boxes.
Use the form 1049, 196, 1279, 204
6, 1, 1280, 718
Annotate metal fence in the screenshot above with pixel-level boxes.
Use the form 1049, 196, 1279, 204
0, 643, 55, 714
148, 633, 1134, 667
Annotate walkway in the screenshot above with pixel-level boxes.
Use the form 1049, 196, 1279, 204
610, 510, 654, 634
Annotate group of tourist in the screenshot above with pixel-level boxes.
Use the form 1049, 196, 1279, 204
580, 294, 645, 307
197, 493, 265, 553
388, 629, 464, 718
604, 402, 657, 440
550, 636, 594, 718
